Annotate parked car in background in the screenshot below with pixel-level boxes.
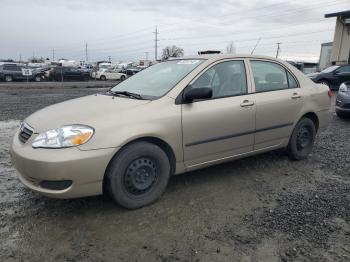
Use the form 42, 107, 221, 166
336, 82, 350, 118
0, 64, 45, 82
307, 64, 350, 90
92, 69, 127, 81
121, 66, 142, 76
50, 66, 90, 81
11, 55, 331, 209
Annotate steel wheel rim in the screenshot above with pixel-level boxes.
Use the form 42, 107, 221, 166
296, 126, 311, 151
123, 157, 158, 196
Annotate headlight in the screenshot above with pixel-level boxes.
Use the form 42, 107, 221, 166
339, 83, 348, 93
32, 125, 94, 148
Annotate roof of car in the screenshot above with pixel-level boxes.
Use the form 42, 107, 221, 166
168, 54, 281, 61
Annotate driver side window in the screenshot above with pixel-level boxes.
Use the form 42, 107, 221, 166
337, 65, 350, 73
192, 60, 247, 98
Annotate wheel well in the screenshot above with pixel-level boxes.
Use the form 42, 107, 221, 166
102, 137, 177, 194
302, 112, 319, 131
317, 79, 328, 84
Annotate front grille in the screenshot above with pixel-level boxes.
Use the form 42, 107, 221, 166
18, 123, 34, 144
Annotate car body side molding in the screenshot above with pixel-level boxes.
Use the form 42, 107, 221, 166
185, 122, 293, 147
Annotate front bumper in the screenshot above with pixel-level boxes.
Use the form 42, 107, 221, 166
336, 92, 350, 114
11, 129, 118, 199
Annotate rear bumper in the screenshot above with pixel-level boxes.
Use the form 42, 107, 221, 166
316, 109, 332, 130
11, 129, 118, 199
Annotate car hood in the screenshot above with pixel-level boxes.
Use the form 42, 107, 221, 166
307, 72, 319, 78
25, 93, 151, 133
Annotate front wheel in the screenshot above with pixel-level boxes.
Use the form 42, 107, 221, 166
106, 142, 170, 209
5, 75, 13, 82
100, 75, 106, 81
318, 80, 329, 87
287, 118, 316, 160
34, 75, 41, 82
336, 110, 348, 119
120, 75, 126, 81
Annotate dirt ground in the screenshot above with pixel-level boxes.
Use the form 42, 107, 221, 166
0, 86, 349, 262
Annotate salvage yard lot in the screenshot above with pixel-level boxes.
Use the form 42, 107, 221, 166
0, 86, 349, 262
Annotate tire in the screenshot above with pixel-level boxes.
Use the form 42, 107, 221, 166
336, 110, 348, 119
34, 75, 41, 82
287, 118, 316, 160
318, 79, 329, 87
106, 142, 170, 209
120, 75, 126, 81
100, 75, 106, 81
5, 75, 13, 82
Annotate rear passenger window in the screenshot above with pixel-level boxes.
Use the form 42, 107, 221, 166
251, 61, 297, 92
287, 71, 298, 89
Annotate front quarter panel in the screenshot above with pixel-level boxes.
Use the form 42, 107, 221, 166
78, 96, 183, 166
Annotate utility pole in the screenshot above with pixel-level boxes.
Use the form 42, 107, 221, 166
85, 42, 88, 62
276, 42, 281, 58
52, 48, 55, 61
108, 56, 111, 63
19, 53, 22, 63
145, 52, 149, 61
154, 26, 159, 61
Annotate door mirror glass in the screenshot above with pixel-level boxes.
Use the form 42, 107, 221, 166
184, 87, 212, 102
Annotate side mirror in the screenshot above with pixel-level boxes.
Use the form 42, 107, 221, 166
184, 87, 212, 102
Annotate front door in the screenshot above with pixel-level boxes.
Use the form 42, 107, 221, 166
249, 60, 303, 150
335, 65, 350, 87
182, 60, 256, 168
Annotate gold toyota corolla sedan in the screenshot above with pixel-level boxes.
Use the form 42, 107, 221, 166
11, 55, 332, 209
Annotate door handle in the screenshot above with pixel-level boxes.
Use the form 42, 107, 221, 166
291, 93, 301, 99
240, 100, 255, 107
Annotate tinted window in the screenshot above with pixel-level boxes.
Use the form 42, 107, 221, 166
337, 65, 350, 73
192, 60, 247, 98
251, 61, 289, 92
3, 65, 17, 71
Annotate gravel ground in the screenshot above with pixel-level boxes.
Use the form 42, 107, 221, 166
0, 87, 349, 262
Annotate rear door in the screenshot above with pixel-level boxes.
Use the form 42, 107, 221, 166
248, 60, 302, 150
182, 59, 256, 168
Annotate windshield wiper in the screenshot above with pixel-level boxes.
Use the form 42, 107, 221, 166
107, 90, 144, 100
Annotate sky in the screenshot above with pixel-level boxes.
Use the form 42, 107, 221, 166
0, 0, 349, 63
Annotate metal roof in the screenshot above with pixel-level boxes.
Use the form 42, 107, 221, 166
325, 10, 350, 18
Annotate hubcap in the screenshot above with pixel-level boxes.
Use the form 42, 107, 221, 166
296, 126, 311, 150
123, 157, 157, 195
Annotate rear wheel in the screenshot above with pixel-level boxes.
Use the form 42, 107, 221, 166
106, 142, 170, 209
100, 75, 106, 81
318, 79, 329, 87
287, 118, 316, 160
5, 75, 13, 82
120, 75, 126, 81
34, 75, 41, 82
336, 110, 348, 119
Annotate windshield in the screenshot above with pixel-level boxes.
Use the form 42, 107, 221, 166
111, 59, 204, 99
321, 66, 339, 73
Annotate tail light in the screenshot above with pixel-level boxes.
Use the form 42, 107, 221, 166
328, 89, 333, 98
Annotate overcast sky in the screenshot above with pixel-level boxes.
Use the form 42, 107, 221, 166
1, 0, 349, 62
